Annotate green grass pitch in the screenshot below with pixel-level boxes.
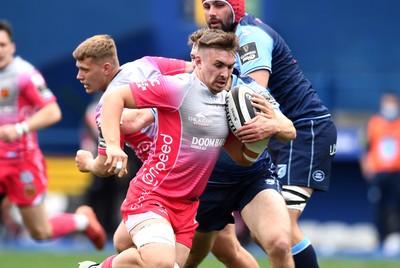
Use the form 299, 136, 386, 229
1, 251, 400, 268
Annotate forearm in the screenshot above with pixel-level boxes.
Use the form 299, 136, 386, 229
273, 112, 296, 142
101, 95, 124, 147
224, 138, 257, 167
120, 109, 155, 134
90, 155, 112, 177
24, 102, 62, 132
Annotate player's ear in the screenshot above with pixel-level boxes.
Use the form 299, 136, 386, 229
103, 62, 112, 74
194, 55, 202, 69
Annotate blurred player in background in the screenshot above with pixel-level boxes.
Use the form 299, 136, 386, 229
360, 91, 400, 250
72, 34, 192, 251
0, 20, 105, 250
200, 1, 337, 267
185, 28, 295, 268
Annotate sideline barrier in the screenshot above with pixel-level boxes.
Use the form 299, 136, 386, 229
45, 156, 92, 196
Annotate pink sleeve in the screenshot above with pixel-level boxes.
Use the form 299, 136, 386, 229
145, 56, 187, 75
19, 70, 57, 109
129, 75, 185, 110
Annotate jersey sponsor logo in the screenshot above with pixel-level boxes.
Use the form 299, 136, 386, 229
312, 170, 325, 182
134, 77, 161, 91
131, 189, 151, 210
330, 143, 337, 156
191, 137, 225, 150
141, 133, 173, 186
188, 113, 212, 127
135, 140, 153, 157
240, 29, 254, 37
239, 42, 259, 65
20, 170, 34, 184
38, 85, 53, 99
265, 178, 276, 185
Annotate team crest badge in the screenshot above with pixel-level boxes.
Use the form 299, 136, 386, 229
277, 164, 287, 179
0, 88, 10, 99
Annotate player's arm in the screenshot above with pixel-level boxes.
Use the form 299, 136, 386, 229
120, 109, 155, 134
223, 134, 263, 166
75, 150, 111, 177
25, 101, 62, 131
247, 69, 270, 88
101, 84, 137, 177
236, 93, 296, 143
0, 102, 61, 143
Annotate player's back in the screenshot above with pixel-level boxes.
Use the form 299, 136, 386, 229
235, 14, 330, 122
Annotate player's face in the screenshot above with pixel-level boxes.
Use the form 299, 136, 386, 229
0, 30, 15, 70
203, 1, 234, 32
197, 48, 236, 94
76, 58, 108, 94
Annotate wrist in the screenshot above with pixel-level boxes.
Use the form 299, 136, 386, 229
15, 121, 30, 137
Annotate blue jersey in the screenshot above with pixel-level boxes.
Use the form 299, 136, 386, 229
208, 74, 277, 185
235, 14, 330, 122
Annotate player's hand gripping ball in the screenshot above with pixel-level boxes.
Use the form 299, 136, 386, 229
226, 85, 260, 136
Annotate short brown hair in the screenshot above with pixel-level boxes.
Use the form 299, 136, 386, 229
196, 28, 239, 53
188, 28, 209, 47
73, 34, 119, 67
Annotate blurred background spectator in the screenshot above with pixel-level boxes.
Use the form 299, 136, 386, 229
359, 91, 400, 254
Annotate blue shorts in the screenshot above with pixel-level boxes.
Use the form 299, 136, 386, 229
196, 171, 281, 232
268, 117, 337, 192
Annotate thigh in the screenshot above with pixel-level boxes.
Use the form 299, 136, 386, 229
129, 218, 176, 267
211, 224, 238, 256
114, 220, 134, 253
19, 201, 51, 234
241, 189, 290, 244
176, 242, 191, 268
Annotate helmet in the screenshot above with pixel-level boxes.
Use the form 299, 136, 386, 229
202, 0, 245, 24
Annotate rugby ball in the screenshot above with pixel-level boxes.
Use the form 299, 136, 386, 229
226, 85, 260, 135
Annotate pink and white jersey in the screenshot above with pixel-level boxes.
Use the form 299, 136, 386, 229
96, 56, 186, 160
0, 56, 56, 160
128, 72, 230, 200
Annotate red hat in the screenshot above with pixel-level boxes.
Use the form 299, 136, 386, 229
202, 0, 245, 24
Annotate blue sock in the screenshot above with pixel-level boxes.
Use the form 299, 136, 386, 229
292, 237, 319, 268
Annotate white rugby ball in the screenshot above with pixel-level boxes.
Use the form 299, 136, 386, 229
226, 85, 260, 135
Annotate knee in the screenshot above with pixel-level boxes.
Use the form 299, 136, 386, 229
212, 244, 238, 263
27, 226, 52, 240
267, 234, 292, 259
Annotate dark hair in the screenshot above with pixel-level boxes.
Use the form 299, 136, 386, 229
0, 20, 13, 42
